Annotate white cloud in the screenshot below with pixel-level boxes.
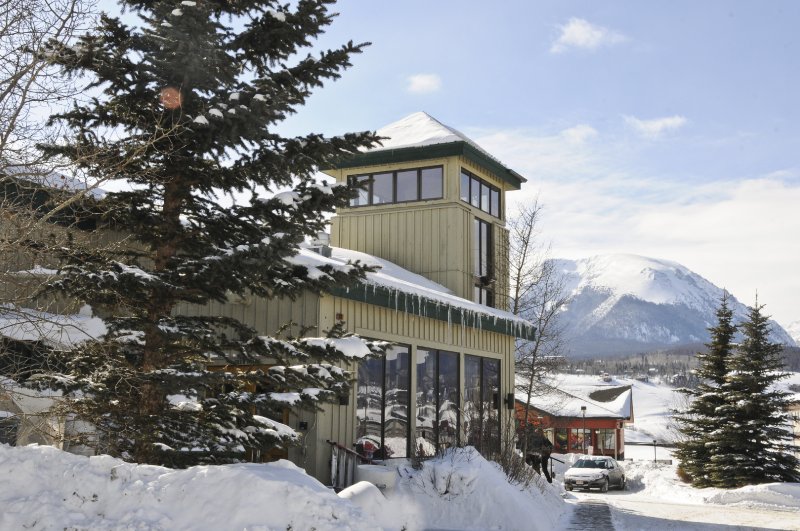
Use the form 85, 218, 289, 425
550, 18, 627, 53
406, 74, 442, 94
561, 124, 598, 144
624, 115, 688, 138
469, 126, 800, 325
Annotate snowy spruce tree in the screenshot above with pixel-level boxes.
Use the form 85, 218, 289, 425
674, 293, 736, 487
32, 0, 384, 467
708, 303, 800, 487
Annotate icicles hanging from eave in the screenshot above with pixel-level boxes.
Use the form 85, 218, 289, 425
342, 280, 533, 340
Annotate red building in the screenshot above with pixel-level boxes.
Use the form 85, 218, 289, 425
515, 383, 634, 459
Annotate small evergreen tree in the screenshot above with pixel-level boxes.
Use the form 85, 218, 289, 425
674, 293, 736, 487
709, 302, 800, 487
27, 0, 384, 467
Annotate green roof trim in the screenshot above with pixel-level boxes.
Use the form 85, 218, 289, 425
330, 282, 536, 340
332, 141, 526, 190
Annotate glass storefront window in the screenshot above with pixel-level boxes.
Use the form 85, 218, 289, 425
355, 345, 410, 458
464, 354, 501, 457
438, 351, 459, 449
569, 428, 591, 453
415, 348, 460, 456
554, 428, 568, 453
598, 428, 615, 454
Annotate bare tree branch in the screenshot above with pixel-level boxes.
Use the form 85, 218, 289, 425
507, 200, 571, 457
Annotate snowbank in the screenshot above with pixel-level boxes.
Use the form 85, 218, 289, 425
0, 444, 368, 530
372, 448, 568, 531
0, 445, 567, 530
622, 458, 800, 511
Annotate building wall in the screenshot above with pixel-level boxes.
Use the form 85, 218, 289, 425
326, 155, 511, 308
175, 291, 320, 338
301, 294, 517, 484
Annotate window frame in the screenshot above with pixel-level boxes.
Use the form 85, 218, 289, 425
347, 165, 444, 207
355, 343, 412, 459
415, 347, 461, 455
464, 354, 502, 456
473, 217, 495, 306
460, 168, 502, 219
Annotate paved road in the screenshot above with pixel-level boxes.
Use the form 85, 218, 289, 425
564, 490, 800, 530
564, 499, 615, 530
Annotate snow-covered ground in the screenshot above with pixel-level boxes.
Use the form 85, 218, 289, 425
551, 452, 800, 530
0, 444, 567, 530
2, 372, 798, 530
547, 372, 800, 529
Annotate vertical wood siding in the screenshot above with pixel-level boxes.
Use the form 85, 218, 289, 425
176, 291, 320, 338
327, 156, 512, 309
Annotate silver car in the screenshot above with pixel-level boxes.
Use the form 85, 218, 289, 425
563, 456, 626, 492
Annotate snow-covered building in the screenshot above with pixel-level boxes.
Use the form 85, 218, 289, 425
515, 380, 633, 460
1, 112, 535, 486
178, 112, 534, 484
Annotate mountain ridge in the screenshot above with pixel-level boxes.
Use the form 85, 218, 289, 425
554, 254, 796, 357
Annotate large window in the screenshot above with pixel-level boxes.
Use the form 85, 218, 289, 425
355, 345, 411, 458
348, 166, 443, 207
598, 429, 615, 454
464, 355, 501, 457
473, 218, 494, 307
554, 428, 568, 453
569, 428, 591, 453
460, 169, 501, 218
415, 348, 459, 456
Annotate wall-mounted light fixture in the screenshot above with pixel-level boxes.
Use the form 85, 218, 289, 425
506, 393, 515, 410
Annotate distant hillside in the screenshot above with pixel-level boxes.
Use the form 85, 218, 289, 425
788, 320, 800, 346
555, 254, 795, 358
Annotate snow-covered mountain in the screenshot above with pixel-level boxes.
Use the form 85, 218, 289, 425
554, 254, 796, 357
786, 320, 800, 347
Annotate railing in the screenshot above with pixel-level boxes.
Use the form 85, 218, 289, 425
326, 440, 370, 491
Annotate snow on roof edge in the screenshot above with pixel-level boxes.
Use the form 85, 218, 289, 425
360, 112, 523, 183
515, 380, 633, 419
296, 246, 534, 337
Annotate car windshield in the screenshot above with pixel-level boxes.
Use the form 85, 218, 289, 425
573, 459, 607, 469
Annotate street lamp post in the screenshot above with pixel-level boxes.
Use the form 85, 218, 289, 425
653, 439, 657, 463
580, 405, 587, 454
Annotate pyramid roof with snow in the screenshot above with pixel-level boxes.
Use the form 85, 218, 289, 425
333, 112, 526, 189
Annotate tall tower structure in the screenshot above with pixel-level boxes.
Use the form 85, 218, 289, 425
324, 112, 526, 310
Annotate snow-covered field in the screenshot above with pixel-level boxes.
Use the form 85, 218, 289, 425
1, 372, 798, 530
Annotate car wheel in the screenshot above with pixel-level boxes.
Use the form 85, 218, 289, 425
600, 478, 609, 493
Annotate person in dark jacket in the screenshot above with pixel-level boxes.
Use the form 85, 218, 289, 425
539, 432, 553, 483
524, 428, 554, 482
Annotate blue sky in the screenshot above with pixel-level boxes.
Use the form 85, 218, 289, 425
100, 1, 800, 327
284, 0, 799, 328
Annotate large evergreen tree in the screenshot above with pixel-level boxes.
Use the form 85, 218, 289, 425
674, 293, 736, 487
29, 0, 384, 467
709, 303, 799, 487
